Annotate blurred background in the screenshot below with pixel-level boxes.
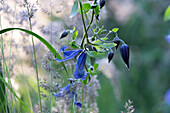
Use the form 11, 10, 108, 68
1, 0, 170, 113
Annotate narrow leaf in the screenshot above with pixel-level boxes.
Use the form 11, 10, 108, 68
78, 3, 91, 14
93, 37, 108, 44
0, 28, 68, 75
86, 51, 105, 58
72, 30, 78, 40
0, 76, 33, 113
99, 43, 117, 48
164, 5, 170, 22
112, 27, 119, 33
94, 62, 99, 71
70, 0, 79, 18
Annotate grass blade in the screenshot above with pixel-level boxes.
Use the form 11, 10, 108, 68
0, 27, 68, 75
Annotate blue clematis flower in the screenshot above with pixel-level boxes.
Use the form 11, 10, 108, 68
52, 83, 82, 108
165, 89, 170, 105
56, 46, 88, 80
55, 46, 83, 62
74, 52, 88, 80
165, 34, 170, 44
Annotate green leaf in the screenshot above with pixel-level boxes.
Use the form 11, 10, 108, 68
164, 5, 170, 22
0, 62, 6, 112
93, 46, 103, 52
97, 26, 104, 34
86, 55, 91, 66
89, 82, 93, 86
99, 43, 117, 48
112, 27, 119, 33
0, 28, 68, 75
69, 40, 79, 49
72, 30, 78, 40
88, 69, 100, 76
78, 3, 91, 14
82, 74, 89, 85
86, 51, 105, 58
73, 27, 76, 32
93, 38, 108, 44
94, 5, 100, 15
94, 62, 99, 71
70, 0, 79, 18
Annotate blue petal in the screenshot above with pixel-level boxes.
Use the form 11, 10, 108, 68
60, 46, 78, 57
63, 84, 71, 92
60, 46, 67, 52
80, 73, 88, 80
77, 52, 87, 71
74, 52, 87, 79
74, 101, 82, 108
165, 89, 170, 105
56, 49, 83, 62
52, 92, 64, 98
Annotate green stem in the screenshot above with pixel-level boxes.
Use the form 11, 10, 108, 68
79, 0, 89, 48
28, 17, 42, 112
69, 83, 75, 113
81, 84, 84, 112
0, 15, 13, 113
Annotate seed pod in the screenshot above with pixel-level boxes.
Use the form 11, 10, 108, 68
100, 0, 105, 9
60, 30, 69, 39
120, 44, 130, 69
108, 51, 114, 63
113, 37, 120, 50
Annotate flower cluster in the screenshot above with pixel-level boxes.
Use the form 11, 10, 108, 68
51, 0, 130, 110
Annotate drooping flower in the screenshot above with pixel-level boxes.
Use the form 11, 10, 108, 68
120, 44, 130, 69
108, 51, 114, 63
74, 52, 88, 80
113, 37, 120, 50
60, 30, 69, 39
99, 0, 105, 9
55, 46, 88, 80
52, 83, 82, 108
55, 46, 83, 62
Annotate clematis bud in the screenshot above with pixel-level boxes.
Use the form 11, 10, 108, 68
60, 30, 69, 39
113, 37, 120, 50
92, 46, 98, 52
108, 51, 114, 63
99, 0, 105, 9
120, 44, 130, 69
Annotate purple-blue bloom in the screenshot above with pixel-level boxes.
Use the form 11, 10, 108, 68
165, 34, 170, 44
52, 83, 82, 108
55, 46, 83, 62
74, 52, 88, 80
165, 89, 170, 105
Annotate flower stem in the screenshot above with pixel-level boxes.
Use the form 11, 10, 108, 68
69, 83, 75, 113
79, 0, 90, 48
81, 84, 84, 112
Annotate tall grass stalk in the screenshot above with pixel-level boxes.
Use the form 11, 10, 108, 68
0, 61, 6, 112
8, 3, 18, 112
0, 15, 14, 113
16, 45, 33, 111
50, 1, 53, 112
28, 16, 42, 112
